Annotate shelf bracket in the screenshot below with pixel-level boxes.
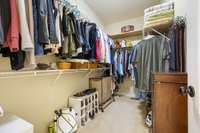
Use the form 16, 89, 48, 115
33, 71, 37, 77
52, 71, 63, 85
85, 69, 93, 78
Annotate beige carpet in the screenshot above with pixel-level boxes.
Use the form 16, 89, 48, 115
77, 96, 149, 133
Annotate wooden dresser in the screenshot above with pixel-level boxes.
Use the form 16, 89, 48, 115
152, 73, 188, 133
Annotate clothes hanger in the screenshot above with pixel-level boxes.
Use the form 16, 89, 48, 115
143, 29, 155, 40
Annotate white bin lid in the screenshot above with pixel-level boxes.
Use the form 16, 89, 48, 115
0, 113, 34, 133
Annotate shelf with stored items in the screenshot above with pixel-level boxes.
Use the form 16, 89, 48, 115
0, 67, 111, 79
143, 20, 173, 36
110, 30, 143, 39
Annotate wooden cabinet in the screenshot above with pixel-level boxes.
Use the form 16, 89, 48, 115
89, 77, 113, 111
152, 73, 188, 133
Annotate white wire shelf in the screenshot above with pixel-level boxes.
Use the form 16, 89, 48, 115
0, 68, 110, 79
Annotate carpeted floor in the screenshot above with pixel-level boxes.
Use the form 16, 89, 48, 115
77, 96, 149, 133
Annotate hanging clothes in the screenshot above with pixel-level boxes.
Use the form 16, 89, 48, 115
47, 0, 59, 44
87, 23, 97, 60
25, 0, 36, 68
4, 0, 19, 52
62, 10, 77, 57
17, 0, 34, 50
17, 0, 35, 68
0, 0, 114, 70
168, 17, 186, 72
135, 36, 171, 98
112, 39, 136, 84
36, 0, 49, 44
32, 0, 44, 56
53, 0, 62, 48
0, 16, 4, 46
95, 31, 101, 61
0, 0, 11, 45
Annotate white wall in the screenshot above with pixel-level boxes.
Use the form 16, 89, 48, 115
186, 0, 200, 133
161, 0, 171, 2
72, 0, 105, 28
104, 16, 144, 35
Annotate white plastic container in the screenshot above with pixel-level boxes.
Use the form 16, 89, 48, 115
69, 91, 99, 127
0, 113, 34, 133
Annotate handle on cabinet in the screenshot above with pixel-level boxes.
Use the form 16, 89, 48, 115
187, 86, 195, 97
179, 86, 195, 97
179, 86, 187, 96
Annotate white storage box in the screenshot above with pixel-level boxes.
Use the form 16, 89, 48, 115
69, 91, 98, 127
0, 113, 33, 133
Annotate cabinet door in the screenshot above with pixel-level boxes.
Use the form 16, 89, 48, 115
153, 81, 187, 133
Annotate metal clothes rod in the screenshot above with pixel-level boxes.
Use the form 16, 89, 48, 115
151, 28, 170, 41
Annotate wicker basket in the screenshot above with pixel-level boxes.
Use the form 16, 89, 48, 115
88, 62, 98, 69
71, 62, 89, 69
57, 62, 72, 69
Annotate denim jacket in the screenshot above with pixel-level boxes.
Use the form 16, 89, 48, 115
36, 0, 49, 44
47, 0, 59, 44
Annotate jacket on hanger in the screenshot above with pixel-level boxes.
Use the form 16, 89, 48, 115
62, 8, 77, 57
53, 0, 62, 48
0, 15, 4, 46
17, 0, 34, 51
4, 0, 19, 52
32, 0, 44, 55
36, 0, 49, 44
47, 0, 59, 44
0, 0, 11, 44
24, 0, 36, 68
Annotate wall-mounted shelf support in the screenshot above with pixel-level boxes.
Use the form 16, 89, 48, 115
0, 68, 110, 79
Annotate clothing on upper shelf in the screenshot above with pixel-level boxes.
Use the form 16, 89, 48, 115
0, 0, 114, 70
60, 10, 114, 63
144, 1, 174, 29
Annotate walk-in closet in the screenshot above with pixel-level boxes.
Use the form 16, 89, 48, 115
0, 0, 200, 133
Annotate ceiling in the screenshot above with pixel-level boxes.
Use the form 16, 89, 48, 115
84, 0, 161, 25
